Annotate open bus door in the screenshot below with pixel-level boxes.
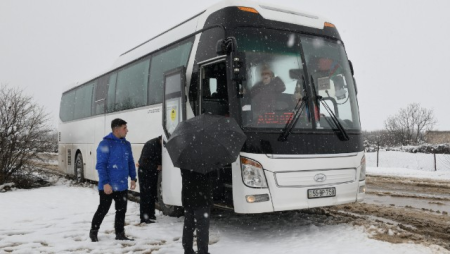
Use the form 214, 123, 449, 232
196, 57, 235, 208
160, 66, 186, 215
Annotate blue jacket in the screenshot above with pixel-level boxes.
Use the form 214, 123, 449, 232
96, 133, 136, 191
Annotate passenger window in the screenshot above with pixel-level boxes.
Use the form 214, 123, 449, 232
93, 76, 109, 115
149, 40, 193, 104
74, 81, 95, 119
60, 90, 76, 122
106, 73, 117, 113
115, 59, 150, 111
209, 78, 217, 96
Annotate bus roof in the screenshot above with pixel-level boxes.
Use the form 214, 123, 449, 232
64, 0, 329, 93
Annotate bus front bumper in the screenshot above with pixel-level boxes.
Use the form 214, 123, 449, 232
233, 177, 365, 213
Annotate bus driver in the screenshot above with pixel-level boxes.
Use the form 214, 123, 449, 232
250, 64, 286, 117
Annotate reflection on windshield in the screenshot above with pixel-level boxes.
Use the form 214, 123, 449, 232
235, 28, 360, 131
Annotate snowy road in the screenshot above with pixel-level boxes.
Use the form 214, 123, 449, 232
0, 182, 447, 254
1, 168, 450, 253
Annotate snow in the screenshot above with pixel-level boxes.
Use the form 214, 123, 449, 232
0, 184, 443, 254
366, 151, 450, 180
0, 182, 446, 253
0, 183, 15, 192
1, 151, 449, 253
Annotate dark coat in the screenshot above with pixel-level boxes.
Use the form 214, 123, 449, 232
138, 137, 162, 175
250, 76, 286, 113
180, 169, 213, 209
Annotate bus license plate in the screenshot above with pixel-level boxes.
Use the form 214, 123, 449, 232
307, 187, 336, 199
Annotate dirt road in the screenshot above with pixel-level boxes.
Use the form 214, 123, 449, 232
323, 175, 450, 250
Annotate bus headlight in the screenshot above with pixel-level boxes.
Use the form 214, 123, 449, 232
359, 155, 366, 181
241, 157, 268, 188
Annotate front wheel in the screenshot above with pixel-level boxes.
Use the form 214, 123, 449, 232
157, 173, 183, 217
74, 153, 84, 183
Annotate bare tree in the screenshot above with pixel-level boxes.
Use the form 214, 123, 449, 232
363, 129, 400, 148
0, 84, 53, 185
384, 103, 437, 145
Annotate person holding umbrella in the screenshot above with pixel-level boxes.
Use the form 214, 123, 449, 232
165, 114, 247, 254
181, 168, 213, 254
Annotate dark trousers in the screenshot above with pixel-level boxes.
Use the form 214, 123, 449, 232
182, 207, 210, 254
138, 170, 158, 222
91, 190, 128, 233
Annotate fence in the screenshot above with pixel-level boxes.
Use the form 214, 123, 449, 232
365, 150, 450, 171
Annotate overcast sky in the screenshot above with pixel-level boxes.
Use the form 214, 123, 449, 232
1, 0, 449, 131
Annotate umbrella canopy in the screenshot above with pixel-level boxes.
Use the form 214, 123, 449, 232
165, 114, 247, 174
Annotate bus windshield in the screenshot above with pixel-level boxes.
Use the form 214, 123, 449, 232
235, 28, 361, 131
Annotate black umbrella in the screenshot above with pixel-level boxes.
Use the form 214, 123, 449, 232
165, 114, 247, 174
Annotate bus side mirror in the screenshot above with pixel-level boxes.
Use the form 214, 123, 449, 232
332, 75, 347, 100
216, 37, 238, 55
216, 39, 225, 55
348, 60, 354, 76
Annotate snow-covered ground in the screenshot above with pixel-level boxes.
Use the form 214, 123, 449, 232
1, 151, 449, 253
366, 151, 450, 180
1, 180, 448, 253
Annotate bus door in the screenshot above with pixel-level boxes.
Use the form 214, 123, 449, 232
198, 57, 229, 116
198, 57, 234, 207
161, 66, 186, 206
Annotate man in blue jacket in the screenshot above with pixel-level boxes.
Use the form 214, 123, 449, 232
89, 118, 137, 242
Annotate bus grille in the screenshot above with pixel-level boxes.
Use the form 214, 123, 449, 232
274, 168, 356, 187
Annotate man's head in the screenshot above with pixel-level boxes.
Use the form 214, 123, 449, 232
311, 56, 334, 74
111, 118, 128, 138
260, 65, 274, 85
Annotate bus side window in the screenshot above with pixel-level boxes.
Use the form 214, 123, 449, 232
93, 75, 109, 115
106, 73, 117, 112
149, 39, 194, 105
115, 59, 150, 111
74, 81, 95, 120
60, 90, 75, 122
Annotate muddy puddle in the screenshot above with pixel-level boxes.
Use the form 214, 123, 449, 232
363, 193, 450, 214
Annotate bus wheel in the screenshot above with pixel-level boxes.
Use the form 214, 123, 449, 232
157, 173, 183, 217
74, 153, 84, 183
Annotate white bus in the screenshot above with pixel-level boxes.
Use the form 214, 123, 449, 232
59, 0, 365, 215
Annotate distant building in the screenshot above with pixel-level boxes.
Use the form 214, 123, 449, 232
425, 131, 450, 144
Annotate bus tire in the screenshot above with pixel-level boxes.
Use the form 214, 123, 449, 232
74, 152, 84, 183
157, 173, 183, 217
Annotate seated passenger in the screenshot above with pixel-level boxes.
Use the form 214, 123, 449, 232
250, 65, 286, 116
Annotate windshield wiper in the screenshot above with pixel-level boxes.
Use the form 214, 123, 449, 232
278, 76, 308, 142
310, 75, 350, 141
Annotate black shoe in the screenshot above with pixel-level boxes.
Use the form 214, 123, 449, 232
89, 229, 98, 242
148, 215, 156, 220
115, 232, 134, 241
140, 220, 155, 224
